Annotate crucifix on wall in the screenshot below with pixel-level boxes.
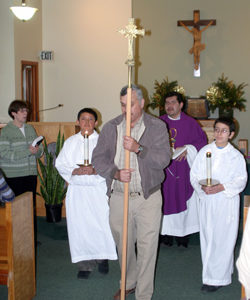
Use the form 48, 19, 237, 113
177, 10, 216, 77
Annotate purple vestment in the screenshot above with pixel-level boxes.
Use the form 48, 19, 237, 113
160, 112, 207, 215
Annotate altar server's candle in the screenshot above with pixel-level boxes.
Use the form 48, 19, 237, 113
206, 152, 211, 184
84, 131, 89, 165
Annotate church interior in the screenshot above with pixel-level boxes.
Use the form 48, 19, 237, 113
0, 0, 250, 299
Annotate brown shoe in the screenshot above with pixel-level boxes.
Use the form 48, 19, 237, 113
113, 287, 136, 300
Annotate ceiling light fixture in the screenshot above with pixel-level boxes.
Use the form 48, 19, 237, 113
10, 0, 38, 21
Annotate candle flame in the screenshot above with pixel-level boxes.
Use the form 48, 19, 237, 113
206, 152, 211, 158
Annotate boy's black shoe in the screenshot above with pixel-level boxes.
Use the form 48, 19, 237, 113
77, 271, 91, 279
176, 236, 189, 248
98, 260, 109, 274
201, 284, 222, 292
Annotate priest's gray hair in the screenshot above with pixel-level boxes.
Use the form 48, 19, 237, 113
120, 84, 143, 103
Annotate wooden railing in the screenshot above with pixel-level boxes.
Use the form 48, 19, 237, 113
1, 120, 214, 216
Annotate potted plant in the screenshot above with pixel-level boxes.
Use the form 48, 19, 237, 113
206, 73, 247, 118
38, 131, 67, 223
147, 77, 185, 115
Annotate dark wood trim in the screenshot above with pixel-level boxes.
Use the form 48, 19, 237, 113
21, 61, 39, 121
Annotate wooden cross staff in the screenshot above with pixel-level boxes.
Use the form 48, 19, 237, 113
178, 10, 216, 72
118, 18, 144, 300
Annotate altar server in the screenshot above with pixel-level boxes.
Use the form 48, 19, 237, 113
190, 117, 247, 292
237, 209, 250, 299
55, 108, 117, 279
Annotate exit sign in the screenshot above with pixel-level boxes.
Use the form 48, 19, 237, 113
40, 51, 53, 60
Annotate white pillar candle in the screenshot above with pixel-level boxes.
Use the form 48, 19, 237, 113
206, 152, 211, 185
84, 131, 89, 165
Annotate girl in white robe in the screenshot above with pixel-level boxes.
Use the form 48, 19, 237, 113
55, 110, 117, 276
190, 118, 247, 291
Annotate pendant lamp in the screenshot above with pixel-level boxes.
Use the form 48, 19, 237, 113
10, 0, 38, 21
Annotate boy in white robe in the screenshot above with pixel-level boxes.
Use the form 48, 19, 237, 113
190, 117, 247, 292
55, 108, 117, 279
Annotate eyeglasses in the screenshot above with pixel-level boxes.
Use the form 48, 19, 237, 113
214, 128, 230, 134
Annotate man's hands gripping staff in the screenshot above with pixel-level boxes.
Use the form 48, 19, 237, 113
114, 136, 140, 182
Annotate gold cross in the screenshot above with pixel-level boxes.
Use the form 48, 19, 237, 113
118, 18, 145, 66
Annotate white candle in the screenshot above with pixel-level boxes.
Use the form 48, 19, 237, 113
84, 131, 89, 165
206, 152, 211, 185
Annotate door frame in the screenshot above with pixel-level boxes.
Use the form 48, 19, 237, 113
21, 61, 39, 121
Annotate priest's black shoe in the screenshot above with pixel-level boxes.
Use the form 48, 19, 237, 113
98, 260, 109, 274
160, 235, 174, 247
77, 271, 91, 279
201, 284, 222, 292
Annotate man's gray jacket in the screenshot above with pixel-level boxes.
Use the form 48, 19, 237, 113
92, 112, 171, 199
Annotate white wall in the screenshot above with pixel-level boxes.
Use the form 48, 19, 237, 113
42, 0, 131, 126
133, 0, 250, 147
14, 0, 43, 108
0, 2, 15, 123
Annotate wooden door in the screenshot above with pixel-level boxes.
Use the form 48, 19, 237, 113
21, 61, 39, 121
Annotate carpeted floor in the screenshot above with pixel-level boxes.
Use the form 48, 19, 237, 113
0, 217, 242, 300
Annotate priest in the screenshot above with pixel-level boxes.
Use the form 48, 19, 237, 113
160, 92, 207, 247
55, 108, 117, 279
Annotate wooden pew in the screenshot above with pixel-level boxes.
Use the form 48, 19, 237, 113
0, 192, 35, 300
241, 195, 250, 300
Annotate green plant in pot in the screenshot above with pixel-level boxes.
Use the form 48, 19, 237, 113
206, 73, 247, 118
38, 131, 67, 223
147, 77, 185, 115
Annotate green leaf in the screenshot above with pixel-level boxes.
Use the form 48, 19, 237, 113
37, 132, 67, 205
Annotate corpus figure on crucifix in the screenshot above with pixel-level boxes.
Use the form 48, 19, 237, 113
178, 10, 216, 70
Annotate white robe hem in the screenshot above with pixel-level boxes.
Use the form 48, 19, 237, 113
72, 254, 118, 263
161, 223, 199, 236
203, 278, 231, 286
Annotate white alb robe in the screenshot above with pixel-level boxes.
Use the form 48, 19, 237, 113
190, 141, 247, 286
161, 144, 200, 236
237, 209, 250, 298
55, 131, 117, 263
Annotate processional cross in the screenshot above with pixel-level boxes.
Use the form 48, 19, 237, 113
118, 18, 144, 300
118, 18, 145, 67
177, 10, 216, 76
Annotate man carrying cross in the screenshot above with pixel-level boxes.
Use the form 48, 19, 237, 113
92, 85, 171, 299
